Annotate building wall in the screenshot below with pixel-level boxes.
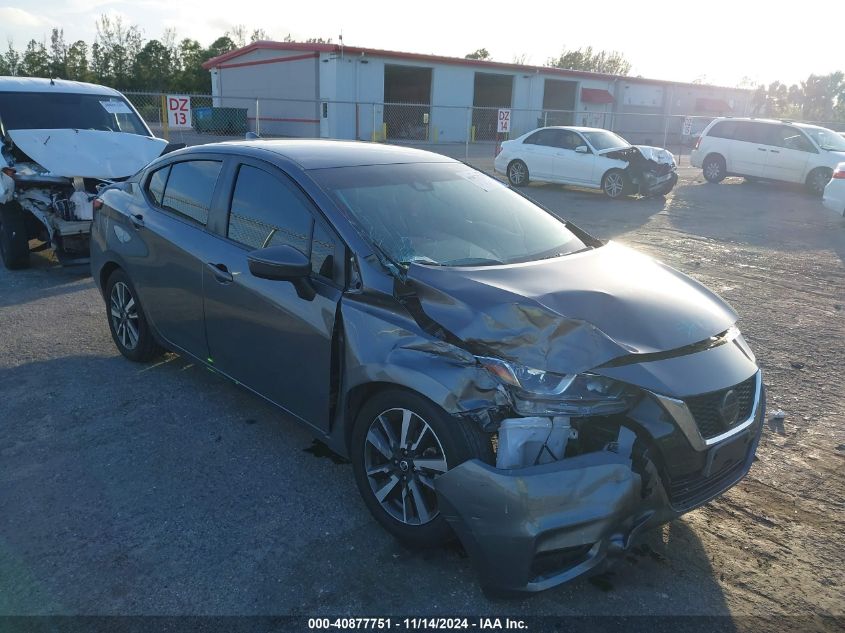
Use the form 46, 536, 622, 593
214, 49, 320, 137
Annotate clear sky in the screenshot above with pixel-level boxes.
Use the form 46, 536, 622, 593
0, 0, 838, 88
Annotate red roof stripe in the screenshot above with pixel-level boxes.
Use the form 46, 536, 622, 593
218, 52, 318, 70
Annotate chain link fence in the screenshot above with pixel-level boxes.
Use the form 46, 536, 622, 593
124, 91, 845, 170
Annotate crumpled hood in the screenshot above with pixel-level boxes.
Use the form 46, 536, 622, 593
406, 241, 737, 375
8, 129, 168, 179
601, 145, 675, 166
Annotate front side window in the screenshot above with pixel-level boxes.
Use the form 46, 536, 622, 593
227, 165, 313, 254
311, 163, 588, 267
769, 126, 815, 152
160, 160, 222, 226
555, 130, 584, 150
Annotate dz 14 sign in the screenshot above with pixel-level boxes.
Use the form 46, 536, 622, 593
497, 108, 511, 134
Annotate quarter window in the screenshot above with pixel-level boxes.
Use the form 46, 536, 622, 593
147, 165, 170, 206
227, 165, 313, 253
311, 222, 339, 281
160, 160, 222, 225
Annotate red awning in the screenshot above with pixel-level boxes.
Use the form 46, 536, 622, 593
696, 98, 732, 112
581, 88, 615, 104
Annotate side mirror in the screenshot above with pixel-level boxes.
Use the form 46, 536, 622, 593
575, 145, 590, 154
248, 244, 315, 301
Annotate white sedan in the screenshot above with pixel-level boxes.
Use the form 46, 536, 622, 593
822, 162, 845, 215
494, 126, 678, 198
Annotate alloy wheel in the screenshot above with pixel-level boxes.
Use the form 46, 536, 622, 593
604, 172, 625, 197
809, 171, 830, 195
110, 281, 140, 350
704, 160, 722, 181
508, 162, 526, 185
363, 407, 447, 525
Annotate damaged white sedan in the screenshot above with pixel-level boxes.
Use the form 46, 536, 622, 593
495, 126, 678, 198
0, 77, 171, 269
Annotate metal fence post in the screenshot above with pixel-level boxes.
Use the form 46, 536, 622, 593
465, 107, 471, 161
255, 98, 260, 136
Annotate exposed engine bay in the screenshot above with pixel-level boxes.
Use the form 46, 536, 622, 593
606, 145, 678, 196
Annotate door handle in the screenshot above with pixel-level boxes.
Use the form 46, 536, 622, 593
129, 213, 144, 229
757, 147, 768, 152
770, 149, 780, 153
206, 262, 234, 283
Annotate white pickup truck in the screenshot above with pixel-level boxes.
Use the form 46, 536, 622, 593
0, 77, 174, 269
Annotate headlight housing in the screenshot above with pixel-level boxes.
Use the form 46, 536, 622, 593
478, 356, 637, 416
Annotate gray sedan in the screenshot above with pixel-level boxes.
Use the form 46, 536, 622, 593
91, 140, 764, 594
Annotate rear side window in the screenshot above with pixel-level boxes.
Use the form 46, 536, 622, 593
227, 165, 313, 253
733, 122, 769, 144
524, 129, 558, 147
160, 160, 222, 226
707, 121, 736, 139
147, 165, 170, 206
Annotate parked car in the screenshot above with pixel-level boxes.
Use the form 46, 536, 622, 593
822, 162, 845, 215
92, 140, 764, 593
493, 126, 678, 198
0, 77, 173, 269
690, 117, 845, 195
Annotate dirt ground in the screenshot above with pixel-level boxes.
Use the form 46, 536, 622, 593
0, 163, 843, 629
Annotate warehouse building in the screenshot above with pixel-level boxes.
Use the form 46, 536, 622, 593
202, 42, 754, 143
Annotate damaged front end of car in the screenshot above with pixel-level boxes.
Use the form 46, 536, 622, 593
605, 145, 678, 197
336, 241, 764, 594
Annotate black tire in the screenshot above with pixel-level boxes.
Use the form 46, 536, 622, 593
351, 388, 494, 548
601, 169, 629, 199
805, 167, 832, 197
702, 154, 727, 183
0, 202, 31, 270
105, 268, 163, 362
507, 160, 529, 187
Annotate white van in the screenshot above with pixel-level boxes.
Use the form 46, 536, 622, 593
690, 117, 845, 195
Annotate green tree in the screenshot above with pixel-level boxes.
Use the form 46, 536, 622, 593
65, 40, 89, 81
20, 39, 50, 77
3, 40, 21, 76
175, 38, 207, 93
465, 48, 491, 61
133, 39, 172, 91
49, 28, 68, 78
547, 46, 631, 75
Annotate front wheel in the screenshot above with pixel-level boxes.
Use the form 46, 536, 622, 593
105, 269, 163, 362
805, 167, 832, 197
0, 202, 31, 270
602, 169, 628, 199
351, 389, 493, 548
507, 160, 529, 187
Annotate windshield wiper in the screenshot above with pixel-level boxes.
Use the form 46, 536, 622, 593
442, 257, 505, 266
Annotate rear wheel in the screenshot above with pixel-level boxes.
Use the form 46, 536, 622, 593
105, 269, 163, 362
805, 167, 832, 197
507, 160, 529, 187
0, 202, 31, 270
602, 169, 628, 199
351, 389, 493, 548
702, 154, 726, 183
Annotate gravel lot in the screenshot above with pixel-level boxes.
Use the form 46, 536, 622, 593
1, 163, 843, 628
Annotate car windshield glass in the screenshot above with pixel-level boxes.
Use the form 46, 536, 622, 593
311, 162, 588, 267
799, 125, 845, 151
0, 92, 149, 135
581, 130, 630, 151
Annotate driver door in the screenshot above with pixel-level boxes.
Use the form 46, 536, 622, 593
203, 160, 344, 432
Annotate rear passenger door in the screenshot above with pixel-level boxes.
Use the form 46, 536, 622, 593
132, 157, 225, 360
729, 122, 770, 177
202, 159, 344, 432
762, 125, 815, 183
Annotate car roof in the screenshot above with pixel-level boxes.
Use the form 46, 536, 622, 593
0, 76, 125, 97
185, 139, 459, 170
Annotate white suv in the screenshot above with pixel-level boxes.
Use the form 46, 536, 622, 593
690, 118, 845, 195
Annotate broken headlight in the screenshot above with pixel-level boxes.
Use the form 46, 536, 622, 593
478, 356, 637, 416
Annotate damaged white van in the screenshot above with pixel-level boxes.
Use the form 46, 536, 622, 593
0, 77, 171, 269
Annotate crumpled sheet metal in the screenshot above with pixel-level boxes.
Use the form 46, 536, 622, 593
340, 294, 510, 416
0, 171, 14, 204
405, 242, 737, 376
